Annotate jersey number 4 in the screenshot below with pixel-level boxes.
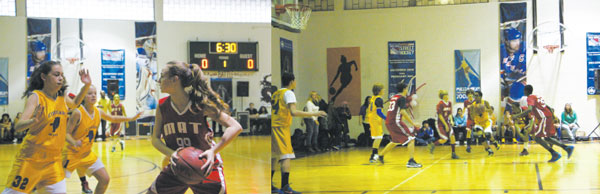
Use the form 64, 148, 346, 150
12, 176, 29, 190
271, 93, 281, 114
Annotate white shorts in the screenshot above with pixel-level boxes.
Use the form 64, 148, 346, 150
65, 157, 105, 178
2, 179, 67, 194
474, 124, 493, 134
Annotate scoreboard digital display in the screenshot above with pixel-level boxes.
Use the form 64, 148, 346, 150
189, 41, 258, 71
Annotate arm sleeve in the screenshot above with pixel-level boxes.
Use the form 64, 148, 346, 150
375, 98, 386, 119
377, 109, 386, 120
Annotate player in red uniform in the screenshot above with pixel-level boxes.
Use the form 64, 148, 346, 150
432, 90, 459, 159
378, 83, 423, 167
108, 94, 127, 152
463, 89, 475, 153
513, 85, 573, 162
147, 61, 243, 194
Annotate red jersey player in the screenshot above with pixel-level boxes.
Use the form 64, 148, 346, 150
513, 85, 573, 162
147, 61, 242, 194
433, 90, 459, 159
378, 83, 423, 168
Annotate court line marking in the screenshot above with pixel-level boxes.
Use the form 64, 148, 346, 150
383, 153, 451, 194
300, 188, 600, 193
535, 163, 543, 190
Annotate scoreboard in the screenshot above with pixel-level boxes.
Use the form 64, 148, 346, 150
189, 41, 258, 71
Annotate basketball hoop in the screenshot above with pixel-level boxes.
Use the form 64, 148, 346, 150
284, 4, 312, 30
529, 21, 567, 54
66, 57, 80, 65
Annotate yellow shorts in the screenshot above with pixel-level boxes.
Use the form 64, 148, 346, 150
370, 122, 383, 139
5, 158, 65, 193
272, 126, 295, 160
63, 153, 98, 176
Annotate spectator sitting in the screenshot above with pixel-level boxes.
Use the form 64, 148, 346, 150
453, 107, 467, 145
416, 121, 435, 146
245, 102, 259, 134
560, 103, 579, 141
1, 113, 12, 142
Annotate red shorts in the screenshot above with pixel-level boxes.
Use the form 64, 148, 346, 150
109, 123, 121, 136
386, 122, 414, 145
437, 122, 453, 140
530, 116, 555, 138
149, 154, 226, 194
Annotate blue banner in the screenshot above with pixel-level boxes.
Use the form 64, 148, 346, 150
0, 58, 7, 105
280, 38, 293, 83
388, 41, 416, 96
587, 32, 600, 95
455, 50, 481, 102
101, 49, 126, 100
27, 18, 52, 81
135, 22, 158, 111
500, 2, 527, 104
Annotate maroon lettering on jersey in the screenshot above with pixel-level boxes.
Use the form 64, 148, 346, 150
437, 101, 452, 123
527, 95, 552, 119
160, 97, 213, 151
111, 104, 124, 116
385, 94, 407, 125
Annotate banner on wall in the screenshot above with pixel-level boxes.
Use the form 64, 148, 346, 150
27, 18, 52, 80
455, 49, 481, 102
500, 3, 527, 106
211, 78, 233, 110
135, 22, 158, 111
388, 41, 416, 96
587, 32, 600, 95
0, 58, 8, 105
327, 47, 361, 115
101, 49, 126, 100
280, 38, 293, 83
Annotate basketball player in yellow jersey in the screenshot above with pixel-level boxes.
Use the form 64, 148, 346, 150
271, 73, 326, 194
3, 61, 91, 194
367, 83, 386, 163
63, 85, 142, 194
471, 91, 499, 156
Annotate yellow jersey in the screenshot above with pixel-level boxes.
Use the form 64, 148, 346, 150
18, 90, 68, 162
271, 88, 293, 127
367, 95, 383, 125
473, 100, 490, 129
65, 106, 100, 159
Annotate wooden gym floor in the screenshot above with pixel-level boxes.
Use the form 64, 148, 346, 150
0, 135, 270, 194
273, 142, 600, 194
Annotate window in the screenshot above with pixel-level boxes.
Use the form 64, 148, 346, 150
26, 0, 154, 20
163, 0, 270, 23
345, 0, 489, 10
0, 0, 16, 16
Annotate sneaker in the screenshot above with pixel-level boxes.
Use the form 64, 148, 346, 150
272, 185, 281, 193
378, 156, 385, 164
314, 147, 321, 152
370, 154, 379, 163
280, 184, 301, 194
519, 149, 529, 156
501, 138, 505, 143
81, 181, 93, 194
451, 153, 459, 159
111, 146, 116, 152
427, 143, 435, 154
493, 142, 500, 150
406, 159, 423, 168
466, 146, 471, 153
332, 146, 340, 151
512, 138, 518, 144
307, 147, 315, 153
548, 152, 562, 162
119, 140, 125, 151
565, 146, 574, 159
487, 148, 494, 156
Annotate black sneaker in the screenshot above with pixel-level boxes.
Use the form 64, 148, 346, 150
406, 159, 422, 168
519, 149, 529, 156
451, 153, 459, 159
280, 184, 301, 194
272, 185, 281, 193
82, 181, 93, 194
466, 146, 471, 153
378, 156, 385, 164
369, 154, 379, 163
120, 140, 124, 151
493, 141, 500, 150
487, 148, 494, 156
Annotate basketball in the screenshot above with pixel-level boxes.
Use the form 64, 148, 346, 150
329, 87, 336, 95
169, 147, 210, 184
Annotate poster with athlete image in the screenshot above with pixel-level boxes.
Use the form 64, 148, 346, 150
0, 58, 8, 105
135, 22, 158, 111
210, 78, 233, 110
27, 18, 52, 81
327, 47, 361, 115
500, 3, 527, 105
455, 49, 481, 102
280, 38, 293, 83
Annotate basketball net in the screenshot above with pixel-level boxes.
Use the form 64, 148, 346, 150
530, 21, 566, 54
285, 4, 311, 30
53, 38, 88, 94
